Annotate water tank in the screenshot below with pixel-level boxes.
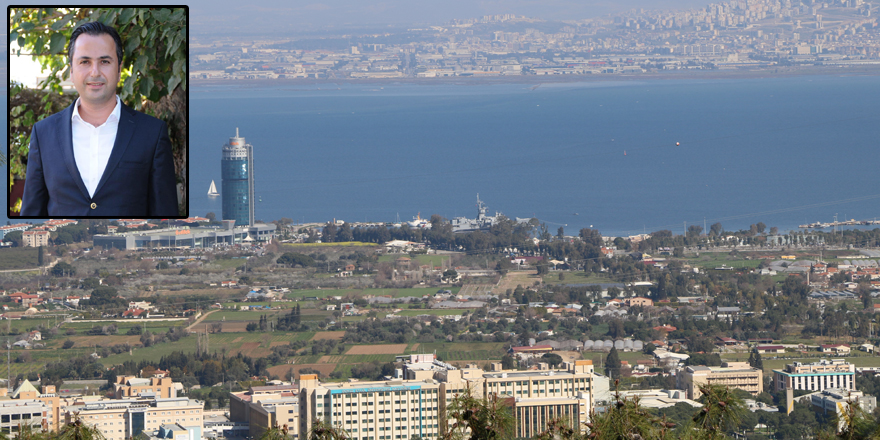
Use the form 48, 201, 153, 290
633, 340, 644, 351
614, 340, 624, 350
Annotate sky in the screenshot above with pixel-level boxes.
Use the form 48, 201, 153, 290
190, 0, 715, 33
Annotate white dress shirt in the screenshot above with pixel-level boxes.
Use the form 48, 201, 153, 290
71, 96, 122, 198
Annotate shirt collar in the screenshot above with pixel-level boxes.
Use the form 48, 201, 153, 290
71, 95, 122, 126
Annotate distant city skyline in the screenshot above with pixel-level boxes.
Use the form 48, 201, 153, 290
185, 0, 717, 34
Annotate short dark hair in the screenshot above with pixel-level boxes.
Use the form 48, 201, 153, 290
68, 21, 124, 68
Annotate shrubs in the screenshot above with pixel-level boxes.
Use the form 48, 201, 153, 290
62, 340, 75, 349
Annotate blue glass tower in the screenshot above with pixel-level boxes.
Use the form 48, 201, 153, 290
221, 128, 254, 226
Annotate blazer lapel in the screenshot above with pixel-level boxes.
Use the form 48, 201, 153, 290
94, 103, 136, 197
57, 103, 91, 200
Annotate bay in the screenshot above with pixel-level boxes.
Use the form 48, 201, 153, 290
191, 75, 880, 237
7, 75, 878, 238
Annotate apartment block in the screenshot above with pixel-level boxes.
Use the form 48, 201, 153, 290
773, 359, 855, 392
299, 373, 442, 440
0, 380, 61, 431
677, 362, 763, 399
0, 400, 45, 435
62, 396, 203, 440
289, 355, 597, 440
21, 231, 49, 247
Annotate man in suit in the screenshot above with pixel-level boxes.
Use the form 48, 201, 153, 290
20, 21, 178, 217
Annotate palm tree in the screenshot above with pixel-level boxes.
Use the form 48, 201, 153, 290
691, 385, 745, 440
307, 420, 350, 440
587, 385, 676, 440
55, 416, 107, 440
442, 386, 515, 440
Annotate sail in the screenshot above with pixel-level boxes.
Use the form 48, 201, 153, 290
208, 180, 219, 196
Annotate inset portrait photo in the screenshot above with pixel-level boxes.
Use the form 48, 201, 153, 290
8, 7, 189, 218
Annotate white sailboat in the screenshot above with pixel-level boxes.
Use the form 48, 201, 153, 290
207, 180, 219, 197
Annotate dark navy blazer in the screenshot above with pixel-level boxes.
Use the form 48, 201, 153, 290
20, 102, 178, 217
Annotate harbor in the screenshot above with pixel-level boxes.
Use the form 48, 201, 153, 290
799, 218, 880, 229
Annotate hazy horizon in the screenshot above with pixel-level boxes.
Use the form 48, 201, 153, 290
5, 1, 716, 36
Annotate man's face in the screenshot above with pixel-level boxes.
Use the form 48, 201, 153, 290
70, 33, 120, 107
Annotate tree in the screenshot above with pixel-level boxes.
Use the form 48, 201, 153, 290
140, 330, 153, 347
37, 246, 44, 265
56, 416, 108, 440
501, 354, 514, 370
276, 252, 314, 268
62, 339, 75, 349
8, 8, 188, 214
541, 353, 563, 368
307, 420, 349, 440
857, 281, 873, 310
606, 347, 621, 379
442, 269, 459, 282
52, 261, 76, 277
442, 387, 515, 440
156, 261, 169, 270
3, 231, 23, 247
693, 384, 746, 439
246, 322, 258, 332
206, 212, 216, 222
709, 223, 723, 237
588, 384, 676, 440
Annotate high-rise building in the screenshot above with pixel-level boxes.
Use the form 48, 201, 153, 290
222, 128, 255, 226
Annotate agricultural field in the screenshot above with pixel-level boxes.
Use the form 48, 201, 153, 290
286, 287, 459, 300
204, 258, 248, 270
395, 309, 466, 317
684, 253, 763, 270
542, 271, 617, 286
416, 342, 507, 362
0, 317, 57, 334
346, 344, 407, 355
62, 320, 183, 335
282, 242, 377, 249
201, 310, 283, 322
99, 331, 318, 366
377, 254, 450, 268
0, 247, 40, 269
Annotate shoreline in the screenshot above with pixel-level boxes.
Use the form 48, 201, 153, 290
190, 66, 880, 88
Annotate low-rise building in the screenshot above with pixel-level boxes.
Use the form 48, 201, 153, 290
755, 345, 785, 354
677, 362, 763, 400
114, 376, 176, 399
809, 388, 877, 431
624, 297, 653, 307
230, 384, 299, 439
